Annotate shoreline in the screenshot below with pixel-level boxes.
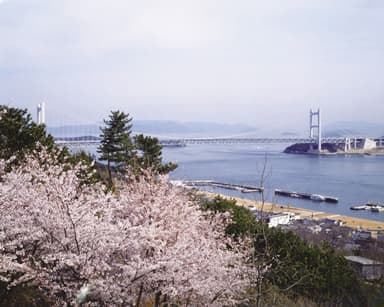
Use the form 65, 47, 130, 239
202, 191, 384, 231
319, 148, 384, 156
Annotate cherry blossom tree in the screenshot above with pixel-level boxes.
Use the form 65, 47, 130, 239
0, 147, 250, 306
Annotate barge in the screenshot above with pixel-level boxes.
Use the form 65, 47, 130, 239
274, 189, 338, 203
350, 203, 384, 212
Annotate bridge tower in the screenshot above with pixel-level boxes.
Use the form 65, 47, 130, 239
37, 102, 45, 125
309, 108, 322, 151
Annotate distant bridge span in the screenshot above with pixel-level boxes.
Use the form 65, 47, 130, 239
55, 137, 384, 147
162, 138, 322, 145
160, 137, 384, 146
34, 104, 383, 148
55, 137, 315, 147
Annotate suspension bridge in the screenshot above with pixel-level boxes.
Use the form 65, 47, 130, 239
34, 103, 384, 149
53, 136, 384, 147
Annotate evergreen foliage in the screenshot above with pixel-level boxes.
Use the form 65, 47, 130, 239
256, 227, 366, 306
98, 111, 177, 182
0, 106, 100, 186
200, 196, 258, 237
0, 105, 54, 164
134, 134, 177, 174
134, 134, 162, 170
98, 110, 134, 183
201, 195, 369, 306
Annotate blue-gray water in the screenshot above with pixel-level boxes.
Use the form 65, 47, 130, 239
162, 144, 384, 222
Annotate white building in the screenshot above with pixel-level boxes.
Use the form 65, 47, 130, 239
266, 213, 291, 228
343, 137, 377, 151
361, 138, 376, 150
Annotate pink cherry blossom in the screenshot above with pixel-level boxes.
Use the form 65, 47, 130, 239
0, 147, 250, 306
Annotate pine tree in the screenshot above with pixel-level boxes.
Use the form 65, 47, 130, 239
134, 134, 162, 170
98, 110, 134, 183
134, 134, 177, 174
0, 105, 54, 163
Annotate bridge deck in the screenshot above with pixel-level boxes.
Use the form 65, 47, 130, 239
55, 137, 384, 146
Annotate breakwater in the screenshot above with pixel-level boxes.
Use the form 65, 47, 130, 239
171, 180, 263, 193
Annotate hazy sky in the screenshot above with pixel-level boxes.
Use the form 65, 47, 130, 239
0, 0, 383, 130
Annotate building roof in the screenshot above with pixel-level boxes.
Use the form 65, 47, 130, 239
269, 213, 290, 219
345, 256, 383, 265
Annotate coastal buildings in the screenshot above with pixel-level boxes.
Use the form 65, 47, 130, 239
250, 209, 298, 228
343, 137, 377, 152
265, 213, 291, 228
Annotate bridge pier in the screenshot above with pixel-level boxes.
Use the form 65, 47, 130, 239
309, 108, 322, 152
344, 138, 351, 152
37, 102, 45, 125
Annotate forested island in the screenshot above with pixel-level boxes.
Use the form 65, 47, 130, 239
284, 141, 384, 155
284, 142, 338, 154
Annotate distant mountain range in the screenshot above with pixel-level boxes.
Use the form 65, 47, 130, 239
47, 120, 259, 138
133, 120, 256, 137
323, 121, 384, 138
47, 120, 384, 139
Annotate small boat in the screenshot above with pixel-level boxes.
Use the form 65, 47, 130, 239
350, 205, 368, 211
310, 194, 325, 201
371, 205, 384, 212
366, 202, 384, 207
241, 188, 262, 193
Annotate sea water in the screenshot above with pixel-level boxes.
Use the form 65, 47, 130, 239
163, 143, 384, 222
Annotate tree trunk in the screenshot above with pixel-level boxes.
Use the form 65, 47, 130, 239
154, 291, 161, 307
107, 160, 112, 185
135, 283, 144, 307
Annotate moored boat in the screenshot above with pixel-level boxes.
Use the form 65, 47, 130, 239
371, 205, 384, 212
350, 205, 368, 211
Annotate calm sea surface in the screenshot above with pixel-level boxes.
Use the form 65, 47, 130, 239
162, 143, 384, 222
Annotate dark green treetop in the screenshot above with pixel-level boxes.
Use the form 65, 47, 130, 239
0, 105, 55, 163
98, 111, 177, 183
134, 134, 177, 174
0, 105, 99, 184
97, 110, 134, 183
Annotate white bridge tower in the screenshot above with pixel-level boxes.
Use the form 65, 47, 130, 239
309, 108, 322, 152
37, 102, 45, 125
